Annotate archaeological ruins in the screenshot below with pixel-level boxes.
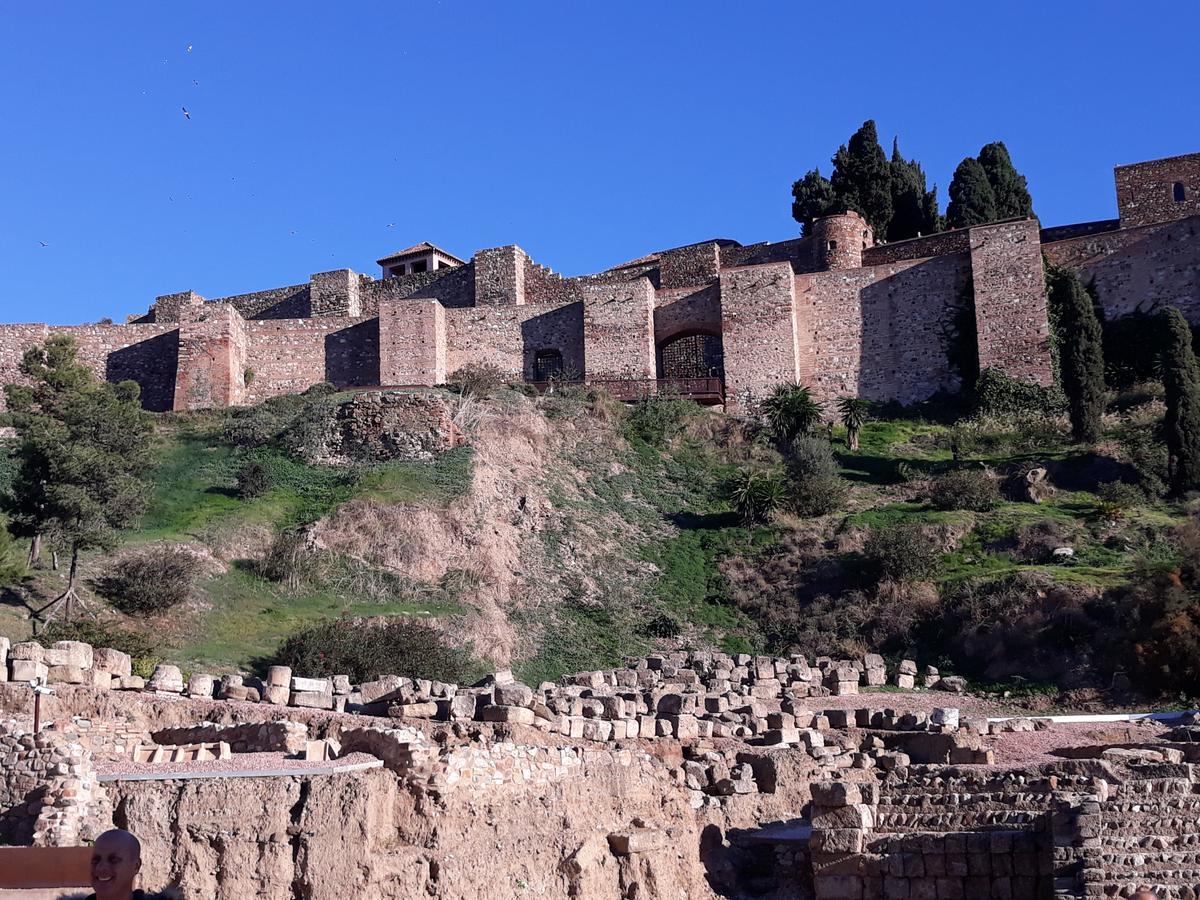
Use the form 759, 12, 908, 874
1, 151, 1198, 415
2, 635, 1200, 898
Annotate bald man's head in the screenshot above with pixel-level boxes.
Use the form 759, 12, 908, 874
90, 829, 142, 900
1131, 891, 1160, 900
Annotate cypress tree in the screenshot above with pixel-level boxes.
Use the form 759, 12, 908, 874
791, 168, 838, 236
946, 158, 998, 229
887, 138, 940, 241
1049, 267, 1105, 443
1159, 307, 1200, 493
978, 141, 1034, 220
829, 120, 893, 237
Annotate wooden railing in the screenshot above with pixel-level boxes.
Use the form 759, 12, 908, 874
527, 377, 725, 404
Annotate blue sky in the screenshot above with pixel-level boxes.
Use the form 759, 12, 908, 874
2, 1, 1197, 325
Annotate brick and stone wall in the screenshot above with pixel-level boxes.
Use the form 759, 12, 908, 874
0, 720, 101, 847
659, 242, 721, 289
812, 212, 873, 271
473, 245, 526, 306
653, 285, 722, 346
212, 283, 311, 320
720, 262, 800, 409
1116, 152, 1200, 228
862, 228, 971, 266
173, 303, 250, 410
583, 280, 655, 380
445, 301, 584, 381
1042, 216, 1200, 321
968, 219, 1054, 385
243, 316, 379, 401
796, 254, 970, 407
379, 299, 446, 386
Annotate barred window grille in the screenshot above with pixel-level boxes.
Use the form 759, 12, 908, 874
658, 333, 724, 380
534, 349, 564, 381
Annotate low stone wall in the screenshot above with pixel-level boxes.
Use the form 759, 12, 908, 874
0, 721, 102, 847
151, 720, 308, 755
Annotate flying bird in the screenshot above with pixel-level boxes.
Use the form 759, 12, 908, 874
187, 44, 193, 52
386, 223, 396, 228
38, 241, 48, 247
182, 107, 190, 119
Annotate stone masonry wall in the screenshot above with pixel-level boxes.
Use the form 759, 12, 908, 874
1042, 216, 1200, 321
862, 228, 971, 266
1116, 152, 1200, 228
796, 254, 969, 408
582, 279, 656, 380
968, 219, 1054, 385
659, 242, 720, 289
0, 323, 181, 413
214, 283, 312, 320
379, 300, 446, 386
653, 285, 722, 347
0, 720, 100, 848
720, 262, 799, 410
172, 303, 249, 410
243, 316, 379, 402
445, 301, 584, 381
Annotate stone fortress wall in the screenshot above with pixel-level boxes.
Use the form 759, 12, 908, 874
2, 151, 1199, 415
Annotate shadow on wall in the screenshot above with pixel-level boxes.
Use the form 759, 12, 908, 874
857, 256, 968, 404
106, 330, 180, 412
519, 304, 584, 380
324, 319, 380, 388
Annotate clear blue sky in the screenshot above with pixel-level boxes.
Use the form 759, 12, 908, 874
2, 1, 1197, 325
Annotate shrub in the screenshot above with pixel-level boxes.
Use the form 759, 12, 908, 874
1014, 519, 1076, 563
94, 545, 203, 615
787, 434, 838, 480
863, 524, 941, 583
727, 469, 786, 525
1096, 481, 1143, 519
271, 617, 481, 684
224, 394, 310, 448
972, 369, 1064, 417
447, 363, 509, 398
622, 393, 699, 445
639, 613, 682, 639
259, 530, 326, 590
761, 383, 823, 445
929, 469, 999, 511
234, 461, 272, 499
1118, 424, 1169, 497
791, 474, 848, 517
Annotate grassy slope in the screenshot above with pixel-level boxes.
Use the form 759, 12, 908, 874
1, 390, 1186, 688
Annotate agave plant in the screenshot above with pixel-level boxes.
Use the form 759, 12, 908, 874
727, 469, 786, 526
761, 383, 824, 446
837, 396, 871, 451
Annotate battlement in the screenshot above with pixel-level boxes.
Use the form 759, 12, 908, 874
2, 151, 1197, 417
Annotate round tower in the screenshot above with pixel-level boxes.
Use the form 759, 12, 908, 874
812, 211, 874, 270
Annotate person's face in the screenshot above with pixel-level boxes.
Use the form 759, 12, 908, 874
90, 837, 139, 898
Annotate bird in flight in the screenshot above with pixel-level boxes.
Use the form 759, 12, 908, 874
386, 223, 396, 228
182, 107, 190, 119
38, 241, 49, 247
187, 44, 193, 53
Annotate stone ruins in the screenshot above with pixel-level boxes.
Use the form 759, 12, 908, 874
2, 634, 1199, 898
1, 152, 1198, 415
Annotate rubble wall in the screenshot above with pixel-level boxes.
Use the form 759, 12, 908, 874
1042, 215, 1200, 321
1116, 153, 1200, 227
795, 253, 970, 407
582, 279, 656, 380
445, 301, 584, 381
242, 315, 379, 401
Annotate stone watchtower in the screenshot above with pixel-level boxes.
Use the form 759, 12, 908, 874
811, 211, 874, 270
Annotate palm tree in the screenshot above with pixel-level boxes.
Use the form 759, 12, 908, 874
761, 383, 824, 445
837, 397, 871, 451
727, 469, 786, 526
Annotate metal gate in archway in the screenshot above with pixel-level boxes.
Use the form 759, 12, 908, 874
657, 332, 725, 380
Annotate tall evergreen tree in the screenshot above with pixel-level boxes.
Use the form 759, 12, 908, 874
978, 141, 1034, 220
1048, 267, 1105, 443
887, 138, 941, 241
946, 158, 998, 229
829, 120, 893, 237
1159, 307, 1200, 493
791, 168, 839, 236
3, 335, 153, 620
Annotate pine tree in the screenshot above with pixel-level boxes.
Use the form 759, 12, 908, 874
946, 158, 998, 229
978, 141, 1034, 220
3, 335, 153, 621
887, 138, 940, 241
829, 120, 893, 237
791, 168, 839, 236
1159, 307, 1200, 493
1048, 267, 1105, 443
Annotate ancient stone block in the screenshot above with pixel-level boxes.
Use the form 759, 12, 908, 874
92, 648, 132, 677
47, 665, 86, 685
187, 674, 215, 699
481, 705, 535, 725
266, 665, 292, 687
148, 664, 184, 693
46, 641, 92, 670
290, 689, 334, 710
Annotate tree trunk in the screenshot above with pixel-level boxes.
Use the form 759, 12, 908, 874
38, 544, 91, 623
27, 534, 41, 569
848, 427, 860, 452
51, 549, 59, 571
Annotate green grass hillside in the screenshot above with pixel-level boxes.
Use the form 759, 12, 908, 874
1, 379, 1197, 705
